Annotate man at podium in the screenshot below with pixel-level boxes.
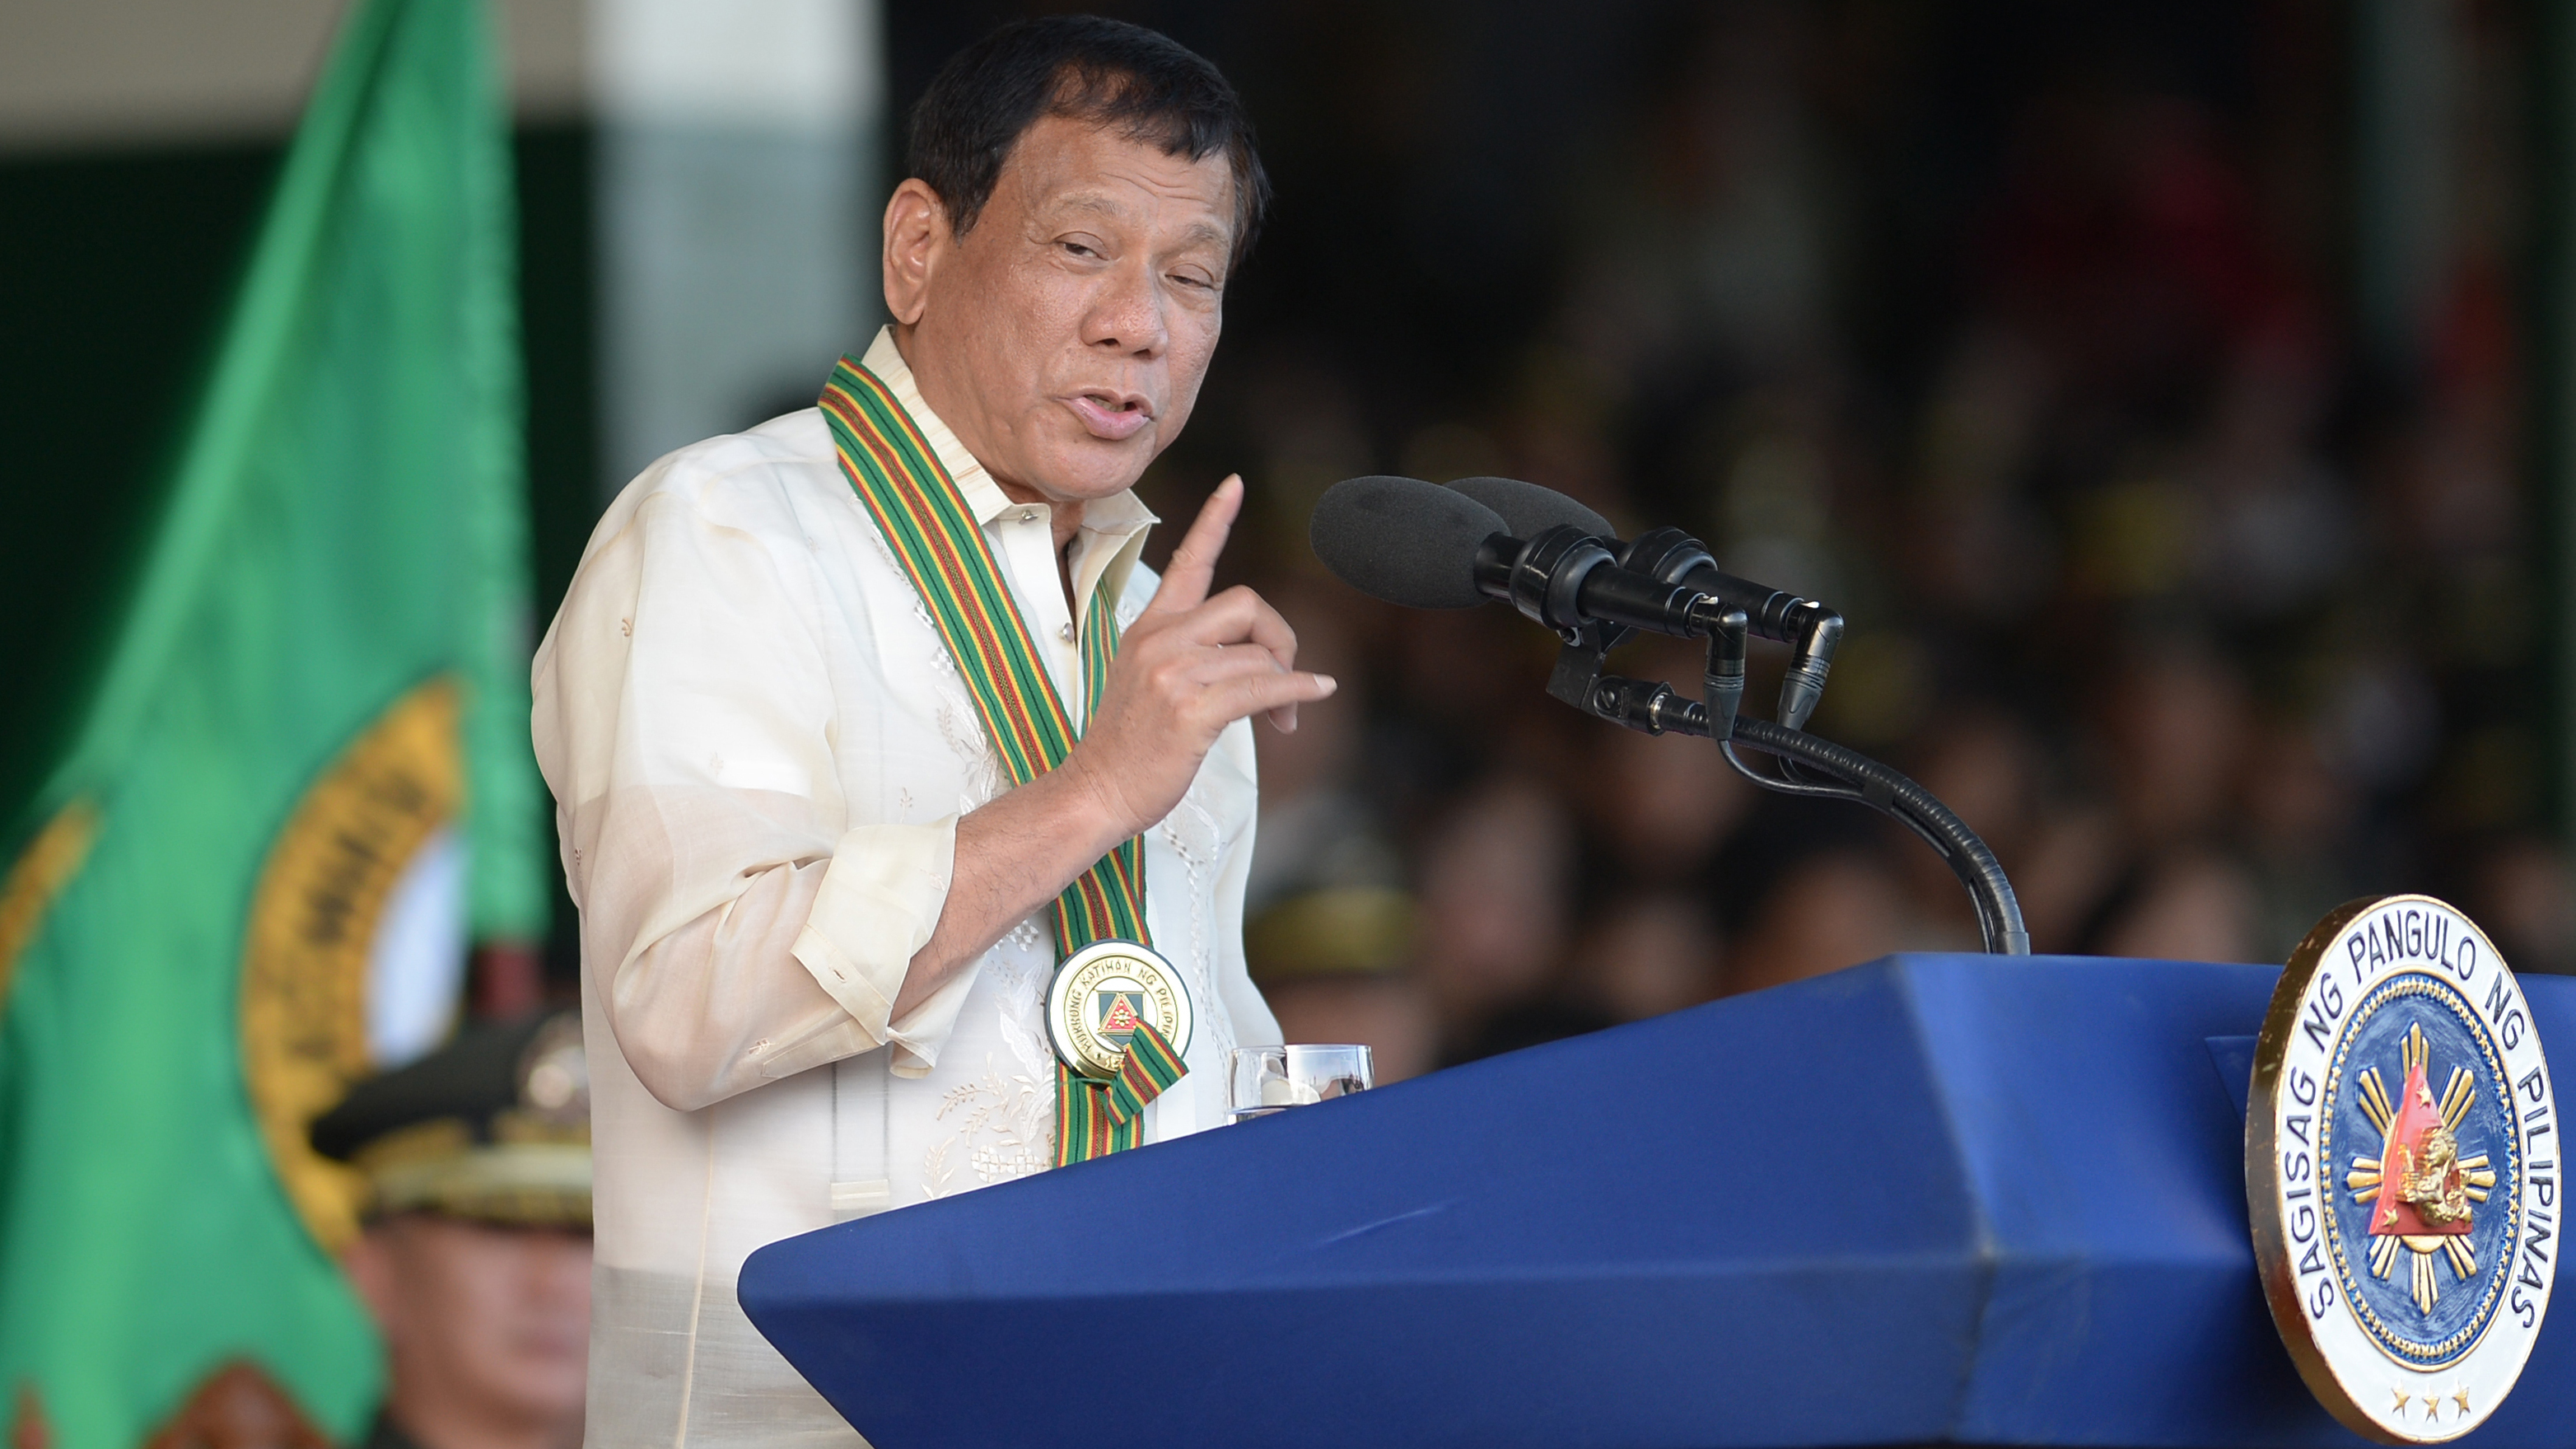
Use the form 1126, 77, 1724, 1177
531, 15, 1328, 1445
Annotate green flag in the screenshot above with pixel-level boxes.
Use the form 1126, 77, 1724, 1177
0, 0, 546, 1439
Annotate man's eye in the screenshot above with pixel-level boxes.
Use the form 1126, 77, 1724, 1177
1169, 272, 1217, 292
1062, 241, 1100, 259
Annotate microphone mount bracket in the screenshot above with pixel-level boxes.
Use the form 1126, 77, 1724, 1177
1481, 526, 1747, 644
1620, 526, 1844, 731
1547, 633, 2029, 956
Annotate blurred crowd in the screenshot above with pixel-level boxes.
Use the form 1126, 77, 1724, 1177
1094, 1, 2576, 1082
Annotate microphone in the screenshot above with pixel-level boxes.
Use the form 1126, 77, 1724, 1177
1445, 475, 1615, 541
1315, 479, 2025, 952
1313, 474, 1748, 739
1315, 483, 2026, 956
1302, 475, 1500, 610
1445, 474, 1841, 731
1311, 475, 1739, 640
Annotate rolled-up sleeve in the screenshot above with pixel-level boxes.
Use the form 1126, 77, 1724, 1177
532, 465, 973, 1111
792, 820, 968, 1077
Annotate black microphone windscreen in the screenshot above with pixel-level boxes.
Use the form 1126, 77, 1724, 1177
1309, 475, 1505, 610
1446, 476, 1614, 543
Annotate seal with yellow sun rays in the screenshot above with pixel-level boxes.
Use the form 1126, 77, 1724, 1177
2336, 1022, 2500, 1316
2248, 895, 2555, 1445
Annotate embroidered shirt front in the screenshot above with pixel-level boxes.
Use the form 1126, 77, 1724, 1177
532, 326, 1275, 1447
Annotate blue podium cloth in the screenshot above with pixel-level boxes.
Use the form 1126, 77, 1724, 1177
739, 955, 2574, 1448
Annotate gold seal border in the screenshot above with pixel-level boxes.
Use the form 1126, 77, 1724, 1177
2247, 894, 2536, 1445
1046, 939, 1192, 1079
1062, 956, 1181, 1072
2250, 895, 2401, 1443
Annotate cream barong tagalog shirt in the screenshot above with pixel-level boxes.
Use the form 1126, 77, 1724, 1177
532, 327, 1277, 1448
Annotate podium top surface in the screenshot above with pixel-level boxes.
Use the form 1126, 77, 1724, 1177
740, 955, 2573, 1449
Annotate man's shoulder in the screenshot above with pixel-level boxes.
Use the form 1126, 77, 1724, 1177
612, 408, 846, 529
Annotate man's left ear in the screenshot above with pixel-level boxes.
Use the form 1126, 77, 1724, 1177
882, 179, 948, 327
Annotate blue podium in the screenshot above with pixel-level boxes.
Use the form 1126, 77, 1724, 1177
739, 956, 2575, 1448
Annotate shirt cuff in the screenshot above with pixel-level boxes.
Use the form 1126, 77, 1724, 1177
791, 817, 964, 1075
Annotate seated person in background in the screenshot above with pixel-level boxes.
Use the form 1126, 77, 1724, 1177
309, 1013, 592, 1449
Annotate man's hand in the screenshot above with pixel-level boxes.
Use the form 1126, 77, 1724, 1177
1062, 474, 1336, 839
889, 476, 1333, 1023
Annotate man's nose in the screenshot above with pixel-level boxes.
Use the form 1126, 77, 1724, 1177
1083, 258, 1169, 357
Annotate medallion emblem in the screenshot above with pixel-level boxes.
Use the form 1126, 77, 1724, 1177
1046, 939, 1192, 1080
2249, 895, 2556, 1442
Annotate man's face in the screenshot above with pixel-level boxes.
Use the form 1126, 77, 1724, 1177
894, 112, 1235, 504
346, 1215, 590, 1436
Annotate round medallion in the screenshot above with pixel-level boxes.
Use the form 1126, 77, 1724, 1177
2249, 895, 2556, 1443
1045, 939, 1192, 1080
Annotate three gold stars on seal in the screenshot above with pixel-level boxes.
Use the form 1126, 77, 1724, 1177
2390, 1386, 2472, 1422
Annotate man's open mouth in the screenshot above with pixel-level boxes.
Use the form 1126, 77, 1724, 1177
1064, 391, 1155, 442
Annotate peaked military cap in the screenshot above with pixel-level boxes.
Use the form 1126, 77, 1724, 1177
310, 1010, 590, 1228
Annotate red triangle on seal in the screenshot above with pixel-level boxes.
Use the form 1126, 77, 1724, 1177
2372, 1057, 2472, 1237
1099, 993, 1142, 1036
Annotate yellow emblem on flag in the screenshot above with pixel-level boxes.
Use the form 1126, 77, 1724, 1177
240, 676, 460, 1253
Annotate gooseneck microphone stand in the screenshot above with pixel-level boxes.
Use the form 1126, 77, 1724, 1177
1534, 578, 2032, 957
1311, 476, 2033, 956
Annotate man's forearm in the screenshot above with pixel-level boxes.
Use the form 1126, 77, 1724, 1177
879, 479, 1331, 1028
887, 760, 1134, 1022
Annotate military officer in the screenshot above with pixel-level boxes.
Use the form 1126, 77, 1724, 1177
310, 1013, 592, 1449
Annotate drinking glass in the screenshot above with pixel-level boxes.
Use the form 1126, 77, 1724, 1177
1226, 1044, 1374, 1122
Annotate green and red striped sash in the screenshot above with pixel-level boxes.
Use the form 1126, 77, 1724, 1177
819, 353, 1183, 1166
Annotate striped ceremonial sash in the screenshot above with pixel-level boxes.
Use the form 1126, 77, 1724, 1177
819, 354, 1183, 1166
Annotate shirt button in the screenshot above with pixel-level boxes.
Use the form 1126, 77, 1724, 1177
1019, 508, 1038, 524
1058, 622, 1076, 642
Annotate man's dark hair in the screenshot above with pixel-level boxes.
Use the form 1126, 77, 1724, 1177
906, 15, 1270, 271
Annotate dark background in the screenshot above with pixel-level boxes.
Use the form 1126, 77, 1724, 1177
6, 0, 2569, 1070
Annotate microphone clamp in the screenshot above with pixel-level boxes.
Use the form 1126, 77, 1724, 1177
1622, 526, 1843, 731
1474, 526, 1742, 643
1478, 526, 1614, 639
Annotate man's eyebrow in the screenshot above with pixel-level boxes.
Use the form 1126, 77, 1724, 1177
1053, 194, 1130, 221
1045, 194, 1232, 252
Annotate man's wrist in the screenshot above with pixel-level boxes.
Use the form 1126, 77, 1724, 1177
1052, 747, 1148, 852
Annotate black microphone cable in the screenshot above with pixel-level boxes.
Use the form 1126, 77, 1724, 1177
1310, 474, 2030, 955
1583, 676, 2028, 956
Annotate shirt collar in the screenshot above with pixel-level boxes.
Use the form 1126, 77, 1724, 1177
858, 326, 1160, 609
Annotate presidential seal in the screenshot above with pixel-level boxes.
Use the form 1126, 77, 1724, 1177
2248, 895, 2557, 1443
1045, 938, 1192, 1080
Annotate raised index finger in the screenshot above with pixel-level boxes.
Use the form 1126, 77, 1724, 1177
1146, 474, 1244, 616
